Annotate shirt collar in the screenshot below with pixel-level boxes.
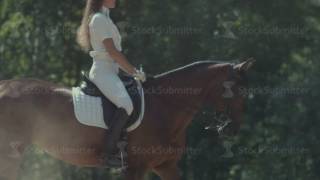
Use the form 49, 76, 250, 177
101, 6, 110, 17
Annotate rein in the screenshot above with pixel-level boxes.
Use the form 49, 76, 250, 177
205, 63, 236, 135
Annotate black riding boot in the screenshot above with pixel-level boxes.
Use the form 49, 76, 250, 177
105, 107, 129, 168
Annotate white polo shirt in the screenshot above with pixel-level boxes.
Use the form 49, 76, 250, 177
89, 6, 122, 61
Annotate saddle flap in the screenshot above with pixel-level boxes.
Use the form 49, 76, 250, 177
76, 71, 145, 131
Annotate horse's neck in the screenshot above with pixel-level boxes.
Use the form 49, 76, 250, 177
152, 66, 216, 109
158, 76, 206, 110
147, 66, 217, 142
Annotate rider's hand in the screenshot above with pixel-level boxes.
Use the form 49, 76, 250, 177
133, 69, 146, 82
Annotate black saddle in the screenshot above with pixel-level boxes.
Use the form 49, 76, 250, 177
79, 71, 142, 128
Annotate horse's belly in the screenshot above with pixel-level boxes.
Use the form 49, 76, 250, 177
42, 144, 106, 167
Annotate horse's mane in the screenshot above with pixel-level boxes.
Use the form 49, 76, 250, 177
153, 60, 229, 79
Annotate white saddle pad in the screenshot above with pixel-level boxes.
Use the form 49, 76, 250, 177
71, 81, 145, 132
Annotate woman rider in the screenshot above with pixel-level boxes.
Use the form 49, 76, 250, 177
77, 0, 146, 167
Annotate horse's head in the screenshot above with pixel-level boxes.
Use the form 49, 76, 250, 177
205, 59, 255, 136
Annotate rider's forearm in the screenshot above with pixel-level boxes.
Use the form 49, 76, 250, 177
108, 50, 136, 75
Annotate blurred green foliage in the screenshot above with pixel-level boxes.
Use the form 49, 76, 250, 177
0, 0, 319, 179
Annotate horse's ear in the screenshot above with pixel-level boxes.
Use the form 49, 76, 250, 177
234, 57, 256, 73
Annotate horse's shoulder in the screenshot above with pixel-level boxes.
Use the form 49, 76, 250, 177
142, 76, 158, 88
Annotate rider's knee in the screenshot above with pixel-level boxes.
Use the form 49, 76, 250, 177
118, 99, 133, 115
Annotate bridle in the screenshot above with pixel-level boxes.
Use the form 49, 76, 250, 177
205, 63, 237, 136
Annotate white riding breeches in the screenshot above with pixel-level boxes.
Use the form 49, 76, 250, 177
89, 59, 134, 115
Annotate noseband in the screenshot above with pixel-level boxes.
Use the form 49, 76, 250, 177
205, 64, 236, 135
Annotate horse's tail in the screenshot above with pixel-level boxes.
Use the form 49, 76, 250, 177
0, 80, 8, 99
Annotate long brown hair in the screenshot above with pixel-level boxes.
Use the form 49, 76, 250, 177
77, 0, 103, 52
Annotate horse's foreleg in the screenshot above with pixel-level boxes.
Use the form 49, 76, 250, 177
153, 161, 181, 180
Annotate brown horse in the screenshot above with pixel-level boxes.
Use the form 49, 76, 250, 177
0, 59, 254, 180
